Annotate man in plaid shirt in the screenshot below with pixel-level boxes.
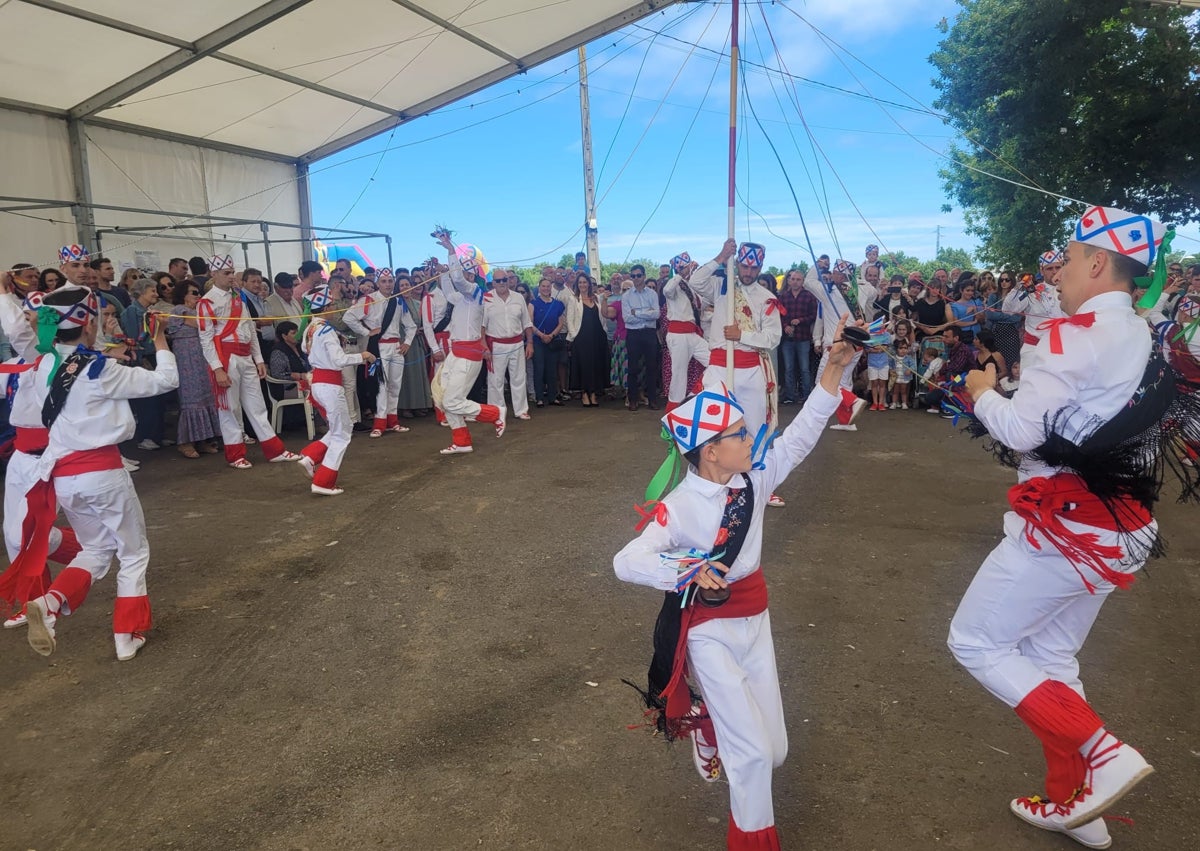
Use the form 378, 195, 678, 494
777, 270, 819, 404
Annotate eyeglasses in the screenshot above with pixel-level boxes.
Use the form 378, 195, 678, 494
998, 277, 1012, 282
630, 273, 645, 278
187, 290, 200, 296
708, 426, 751, 444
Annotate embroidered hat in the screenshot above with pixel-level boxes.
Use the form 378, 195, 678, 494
737, 243, 766, 268
1038, 249, 1063, 267
455, 243, 491, 281
670, 252, 693, 274
661, 385, 745, 454
865, 244, 879, 255
1073, 206, 1167, 268
210, 254, 235, 272
21, 291, 45, 313
59, 245, 89, 263
304, 283, 332, 314
833, 259, 856, 277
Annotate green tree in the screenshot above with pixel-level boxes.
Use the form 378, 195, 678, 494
931, 0, 1200, 268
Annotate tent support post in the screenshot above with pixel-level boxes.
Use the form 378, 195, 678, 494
296, 162, 313, 262
67, 119, 97, 250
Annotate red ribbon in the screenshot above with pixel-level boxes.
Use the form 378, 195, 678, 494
765, 298, 780, 315
1036, 312, 1096, 355
633, 500, 669, 532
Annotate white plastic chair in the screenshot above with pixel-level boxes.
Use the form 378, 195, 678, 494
264, 375, 315, 440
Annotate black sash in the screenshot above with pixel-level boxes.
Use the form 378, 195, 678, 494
41, 351, 101, 430
678, 279, 703, 329
368, 295, 402, 358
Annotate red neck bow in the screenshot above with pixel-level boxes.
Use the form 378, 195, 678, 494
1036, 312, 1095, 355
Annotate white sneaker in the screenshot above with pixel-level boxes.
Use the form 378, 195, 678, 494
901, 403, 909, 410
114, 632, 147, 662
269, 450, 302, 463
4, 610, 28, 629
688, 706, 721, 783
767, 493, 786, 507
828, 423, 858, 432
25, 598, 56, 657
136, 439, 160, 451
296, 456, 315, 479
1063, 734, 1154, 829
846, 397, 868, 425
369, 428, 384, 438
495, 419, 506, 438
439, 444, 473, 455
1010, 795, 1112, 849
926, 407, 941, 414
311, 483, 344, 496
516, 413, 531, 420
121, 457, 141, 472
889, 402, 899, 410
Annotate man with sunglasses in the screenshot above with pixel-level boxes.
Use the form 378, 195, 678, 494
616, 316, 857, 849
482, 270, 533, 421
1001, 250, 1066, 371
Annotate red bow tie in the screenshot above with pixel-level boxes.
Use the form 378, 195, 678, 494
1036, 312, 1096, 355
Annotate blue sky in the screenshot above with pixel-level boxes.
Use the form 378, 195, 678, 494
308, 0, 1200, 272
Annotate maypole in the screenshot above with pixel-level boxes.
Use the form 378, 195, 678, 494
725, 0, 740, 388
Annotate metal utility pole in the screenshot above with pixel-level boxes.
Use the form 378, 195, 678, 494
577, 46, 601, 278
935, 225, 943, 258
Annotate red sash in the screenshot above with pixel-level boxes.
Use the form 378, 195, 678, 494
1022, 330, 1039, 346
708, 348, 761, 369
667, 320, 701, 335
311, 368, 342, 386
1008, 474, 1152, 593
14, 427, 49, 453
451, 340, 485, 361
380, 337, 403, 345
486, 334, 524, 346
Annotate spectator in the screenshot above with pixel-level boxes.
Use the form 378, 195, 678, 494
119, 268, 143, 290
778, 269, 818, 404
608, 278, 631, 397
38, 268, 64, 291
937, 326, 975, 381
152, 272, 174, 301
572, 251, 592, 277
875, 273, 913, 321
264, 271, 305, 333
167, 279, 221, 457
972, 329, 1008, 381
990, 270, 1022, 367
120, 278, 169, 450
189, 256, 210, 289
999, 360, 1021, 396
892, 318, 916, 354
530, 277, 567, 407
569, 274, 608, 407
239, 268, 271, 356
913, 280, 947, 342
893, 338, 916, 409
168, 257, 189, 282
658, 264, 672, 286
918, 344, 946, 412
932, 267, 950, 289
91, 256, 131, 308
945, 275, 984, 340
10, 262, 39, 294
865, 340, 890, 411
622, 265, 661, 411
396, 273, 434, 418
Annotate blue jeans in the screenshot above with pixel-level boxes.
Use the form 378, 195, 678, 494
531, 338, 563, 403
780, 338, 813, 402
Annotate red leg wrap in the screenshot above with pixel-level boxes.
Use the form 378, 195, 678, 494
49, 527, 81, 564
113, 595, 152, 634
301, 441, 328, 464
727, 815, 781, 851
224, 441, 247, 463
49, 566, 94, 614
312, 465, 339, 489
835, 388, 858, 425
435, 408, 447, 424
259, 435, 286, 460
1015, 680, 1104, 804
665, 400, 681, 414
452, 427, 472, 447
373, 417, 386, 431
386, 414, 399, 429
474, 404, 501, 424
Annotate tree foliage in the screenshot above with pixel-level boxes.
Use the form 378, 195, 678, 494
931, 0, 1200, 267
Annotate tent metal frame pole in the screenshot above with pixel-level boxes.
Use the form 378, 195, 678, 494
66, 119, 97, 249
296, 162, 314, 262
260, 222, 274, 280
577, 45, 601, 280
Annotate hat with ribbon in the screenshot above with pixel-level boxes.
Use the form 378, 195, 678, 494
833, 259, 856, 277
662, 385, 745, 454
1074, 206, 1167, 269
34, 285, 99, 381
1038, 249, 1063, 267
59, 245, 89, 263
22, 291, 46, 313
670, 252, 693, 275
297, 283, 332, 337
737, 243, 766, 268
209, 254, 235, 272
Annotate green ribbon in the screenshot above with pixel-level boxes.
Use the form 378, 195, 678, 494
644, 426, 684, 504
1135, 227, 1176, 310
296, 298, 314, 339
35, 306, 63, 385
1175, 317, 1200, 345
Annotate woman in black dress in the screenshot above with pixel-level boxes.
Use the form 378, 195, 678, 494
569, 273, 609, 407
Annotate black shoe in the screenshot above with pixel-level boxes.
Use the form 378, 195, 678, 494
352, 422, 370, 432
536, 400, 545, 408
628, 401, 639, 412
646, 400, 660, 411
551, 400, 565, 407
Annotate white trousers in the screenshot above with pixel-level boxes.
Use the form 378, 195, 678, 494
487, 343, 529, 419
688, 610, 787, 833
816, 347, 862, 393
374, 341, 405, 423
218, 353, 276, 444
3, 451, 65, 560
54, 468, 149, 606
440, 353, 483, 428
311, 382, 353, 472
703, 363, 767, 433
342, 339, 361, 423
947, 511, 1153, 707
666, 332, 707, 403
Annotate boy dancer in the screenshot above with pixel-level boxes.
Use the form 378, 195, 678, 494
297, 285, 377, 496
950, 207, 1182, 848
615, 317, 857, 850
14, 286, 178, 661
197, 254, 300, 468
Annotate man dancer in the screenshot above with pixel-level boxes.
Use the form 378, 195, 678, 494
197, 255, 300, 469
432, 232, 505, 455
422, 262, 451, 426
1001, 250, 1066, 369
615, 318, 857, 850
662, 252, 709, 413
804, 258, 870, 431
689, 240, 787, 507
297, 285, 377, 495
482, 269, 533, 421
344, 269, 416, 437
950, 207, 1173, 848
13, 286, 177, 661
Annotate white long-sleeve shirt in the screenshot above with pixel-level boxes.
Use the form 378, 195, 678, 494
662, 274, 703, 326
305, 322, 365, 371
0, 293, 38, 360
613, 385, 839, 590
482, 290, 532, 346
343, 292, 416, 344
439, 251, 485, 344
197, 285, 263, 369
422, 287, 448, 351
974, 290, 1150, 482
803, 267, 875, 341
688, 260, 782, 353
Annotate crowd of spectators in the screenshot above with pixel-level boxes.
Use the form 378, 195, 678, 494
4, 247, 1198, 470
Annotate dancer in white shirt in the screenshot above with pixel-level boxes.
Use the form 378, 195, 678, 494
481, 270, 533, 421
662, 252, 709, 413
344, 269, 416, 437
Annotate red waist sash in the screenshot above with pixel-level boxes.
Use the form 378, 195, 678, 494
311, 368, 342, 386
1022, 330, 1039, 347
1008, 474, 1152, 593
451, 340, 485, 361
14, 427, 49, 453
379, 337, 403, 345
487, 334, 525, 346
667, 320, 701, 335
708, 348, 761, 369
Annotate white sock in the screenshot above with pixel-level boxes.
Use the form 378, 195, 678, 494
40, 591, 65, 614
1080, 727, 1108, 755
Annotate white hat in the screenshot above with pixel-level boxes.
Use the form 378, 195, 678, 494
1073, 206, 1167, 268
661, 385, 744, 453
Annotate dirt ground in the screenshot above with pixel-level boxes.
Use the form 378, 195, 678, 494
1, 403, 1197, 851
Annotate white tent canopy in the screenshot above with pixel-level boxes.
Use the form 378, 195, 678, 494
0, 0, 674, 273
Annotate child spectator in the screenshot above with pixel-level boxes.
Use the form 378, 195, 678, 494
866, 342, 890, 411
893, 339, 916, 409
999, 360, 1021, 396
918, 345, 945, 412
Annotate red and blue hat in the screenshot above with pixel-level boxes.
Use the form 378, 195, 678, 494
661, 384, 744, 453
1074, 206, 1167, 268
737, 243, 765, 268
